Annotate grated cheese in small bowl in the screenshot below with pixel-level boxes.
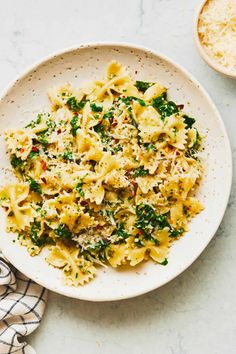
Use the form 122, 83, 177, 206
196, 0, 236, 78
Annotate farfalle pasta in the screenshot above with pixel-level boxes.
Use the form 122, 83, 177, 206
0, 61, 204, 286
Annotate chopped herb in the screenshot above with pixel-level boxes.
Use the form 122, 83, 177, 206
29, 220, 43, 246
136, 204, 185, 239
133, 97, 146, 106
78, 99, 88, 109
67, 97, 87, 112
185, 130, 201, 158
88, 238, 108, 251
102, 210, 116, 225
63, 151, 73, 161
10, 154, 23, 168
37, 135, 49, 146
25, 113, 43, 128
70, 116, 80, 136
161, 258, 168, 265
103, 111, 113, 120
120, 96, 146, 107
183, 115, 195, 129
90, 103, 103, 112
111, 223, 129, 242
67, 97, 79, 111
143, 143, 157, 152
36, 114, 43, 124
135, 204, 171, 236
133, 166, 149, 177
46, 119, 56, 130
55, 223, 72, 239
40, 210, 47, 218
112, 145, 123, 153
29, 149, 40, 159
94, 124, 110, 143
135, 80, 154, 92
170, 227, 185, 237
29, 220, 54, 246
76, 180, 85, 197
29, 178, 42, 194
193, 130, 201, 149
152, 93, 178, 118
149, 236, 160, 245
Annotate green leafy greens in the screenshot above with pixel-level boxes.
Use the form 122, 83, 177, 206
133, 166, 149, 177
183, 115, 196, 129
135, 81, 154, 92
76, 180, 85, 197
67, 97, 87, 112
29, 178, 42, 194
90, 103, 103, 112
10, 155, 23, 169
55, 223, 72, 239
152, 93, 178, 118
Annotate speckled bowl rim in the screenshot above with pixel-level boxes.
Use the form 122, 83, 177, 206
194, 0, 236, 79
0, 42, 232, 301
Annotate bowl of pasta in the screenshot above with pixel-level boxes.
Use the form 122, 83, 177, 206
0, 43, 232, 301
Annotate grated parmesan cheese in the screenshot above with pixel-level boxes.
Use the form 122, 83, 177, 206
198, 0, 236, 72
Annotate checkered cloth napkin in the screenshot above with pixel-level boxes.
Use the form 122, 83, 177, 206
0, 254, 47, 354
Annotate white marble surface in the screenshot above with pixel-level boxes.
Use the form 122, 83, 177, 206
0, 0, 235, 353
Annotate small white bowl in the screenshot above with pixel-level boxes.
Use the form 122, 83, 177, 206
195, 0, 236, 79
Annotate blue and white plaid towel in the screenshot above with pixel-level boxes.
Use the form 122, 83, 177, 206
0, 254, 47, 354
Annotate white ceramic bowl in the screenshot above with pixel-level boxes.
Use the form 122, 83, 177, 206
195, 0, 236, 79
0, 43, 232, 301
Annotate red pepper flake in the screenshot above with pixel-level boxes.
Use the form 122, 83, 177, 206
40, 160, 47, 171
57, 129, 62, 134
137, 229, 142, 235
131, 180, 138, 197
20, 148, 25, 153
31, 146, 39, 152
114, 139, 119, 144
80, 200, 88, 206
96, 225, 103, 230
41, 177, 46, 183
177, 104, 184, 110
111, 122, 117, 128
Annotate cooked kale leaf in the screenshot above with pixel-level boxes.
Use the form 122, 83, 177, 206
133, 166, 149, 177
135, 81, 154, 92
90, 103, 103, 112
55, 223, 72, 239
76, 180, 85, 197
70, 116, 80, 136
29, 220, 52, 247
183, 115, 196, 129
120, 96, 146, 107
10, 155, 23, 169
29, 178, 42, 194
143, 143, 157, 152
135, 204, 170, 236
152, 93, 178, 118
67, 97, 87, 112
